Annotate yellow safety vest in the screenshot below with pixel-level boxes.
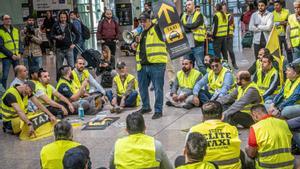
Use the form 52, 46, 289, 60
72, 69, 90, 92
36, 82, 54, 105
190, 120, 241, 169
113, 74, 141, 106
56, 78, 77, 94
256, 60, 262, 73
273, 8, 290, 36
252, 117, 294, 169
177, 69, 201, 89
237, 82, 263, 114
207, 67, 235, 94
215, 12, 228, 37
182, 11, 206, 42
114, 133, 160, 169
40, 140, 81, 169
256, 67, 280, 95
136, 26, 168, 71
226, 13, 235, 36
288, 14, 300, 48
176, 161, 216, 169
0, 27, 19, 58
283, 76, 300, 102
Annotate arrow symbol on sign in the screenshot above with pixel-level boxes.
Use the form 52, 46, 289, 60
158, 3, 175, 24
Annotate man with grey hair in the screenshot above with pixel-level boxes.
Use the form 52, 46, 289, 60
40, 120, 81, 169
9, 65, 28, 87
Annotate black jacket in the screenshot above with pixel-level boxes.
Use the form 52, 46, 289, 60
50, 22, 80, 50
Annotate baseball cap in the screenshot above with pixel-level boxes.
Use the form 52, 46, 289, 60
24, 80, 36, 92
139, 12, 150, 20
116, 61, 126, 69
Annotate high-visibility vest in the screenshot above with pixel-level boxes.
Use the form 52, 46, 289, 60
177, 69, 201, 89
252, 117, 294, 169
0, 27, 19, 58
72, 69, 90, 92
237, 82, 263, 114
1, 87, 28, 134
207, 67, 235, 94
288, 14, 300, 48
56, 78, 77, 94
283, 76, 300, 102
215, 12, 228, 37
256, 67, 280, 95
136, 26, 168, 71
114, 133, 160, 169
182, 11, 206, 42
190, 120, 241, 169
40, 140, 80, 169
226, 13, 235, 36
256, 60, 262, 73
113, 74, 141, 106
176, 161, 217, 169
36, 82, 54, 105
273, 8, 289, 36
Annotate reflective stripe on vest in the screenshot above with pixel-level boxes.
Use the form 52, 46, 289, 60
72, 69, 90, 92
252, 117, 294, 169
136, 26, 168, 71
207, 67, 235, 94
113, 74, 140, 106
0, 27, 19, 58
283, 76, 300, 101
177, 69, 201, 89
190, 120, 242, 169
256, 67, 280, 95
114, 133, 160, 169
215, 12, 228, 37
56, 78, 77, 94
182, 11, 206, 42
226, 13, 234, 35
1, 87, 28, 121
288, 14, 300, 48
36, 82, 54, 105
237, 82, 263, 114
273, 9, 289, 36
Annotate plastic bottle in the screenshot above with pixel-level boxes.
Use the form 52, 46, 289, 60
78, 98, 85, 120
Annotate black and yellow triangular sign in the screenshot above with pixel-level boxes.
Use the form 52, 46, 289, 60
158, 3, 175, 24
266, 27, 281, 58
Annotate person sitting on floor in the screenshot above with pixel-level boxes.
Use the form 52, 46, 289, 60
165, 58, 202, 109
106, 61, 140, 113
9, 65, 28, 87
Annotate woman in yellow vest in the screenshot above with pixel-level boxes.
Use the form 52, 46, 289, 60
188, 101, 242, 169
212, 3, 229, 61
106, 62, 140, 114
246, 104, 294, 169
40, 120, 81, 169
175, 132, 217, 169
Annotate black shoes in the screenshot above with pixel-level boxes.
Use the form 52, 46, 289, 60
182, 104, 193, 109
165, 101, 174, 106
134, 108, 152, 114
152, 113, 162, 119
233, 64, 239, 70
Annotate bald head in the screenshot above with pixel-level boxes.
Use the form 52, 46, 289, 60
236, 71, 251, 87
2, 14, 11, 26
14, 65, 28, 80
294, 0, 300, 5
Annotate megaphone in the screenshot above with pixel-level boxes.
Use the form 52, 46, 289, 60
122, 25, 143, 44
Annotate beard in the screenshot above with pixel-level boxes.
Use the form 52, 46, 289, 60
236, 82, 242, 86
182, 67, 190, 72
70, 73, 74, 80
204, 63, 210, 68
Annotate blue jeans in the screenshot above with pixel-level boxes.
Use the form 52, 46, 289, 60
23, 55, 42, 69
188, 46, 206, 75
1, 58, 19, 89
56, 48, 74, 73
106, 90, 138, 107
137, 64, 165, 113
73, 41, 85, 61
293, 46, 300, 63
198, 89, 212, 104
281, 105, 300, 119
287, 117, 300, 147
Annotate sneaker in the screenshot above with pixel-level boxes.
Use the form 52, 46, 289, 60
134, 108, 152, 114
165, 101, 174, 106
152, 112, 162, 119
233, 64, 239, 70
182, 104, 193, 109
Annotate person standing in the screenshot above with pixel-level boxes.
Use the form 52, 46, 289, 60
286, 0, 300, 63
249, 0, 274, 59
212, 3, 229, 61
273, 0, 292, 63
42, 10, 55, 51
21, 15, 43, 69
0, 14, 22, 89
181, 0, 206, 74
51, 11, 80, 76
69, 11, 84, 61
97, 9, 119, 67
222, 3, 238, 69
132, 12, 167, 119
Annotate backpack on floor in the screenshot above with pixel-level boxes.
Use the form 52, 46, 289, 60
242, 31, 253, 48
101, 71, 113, 88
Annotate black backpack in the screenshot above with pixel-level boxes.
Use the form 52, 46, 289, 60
101, 71, 113, 88
81, 22, 91, 40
